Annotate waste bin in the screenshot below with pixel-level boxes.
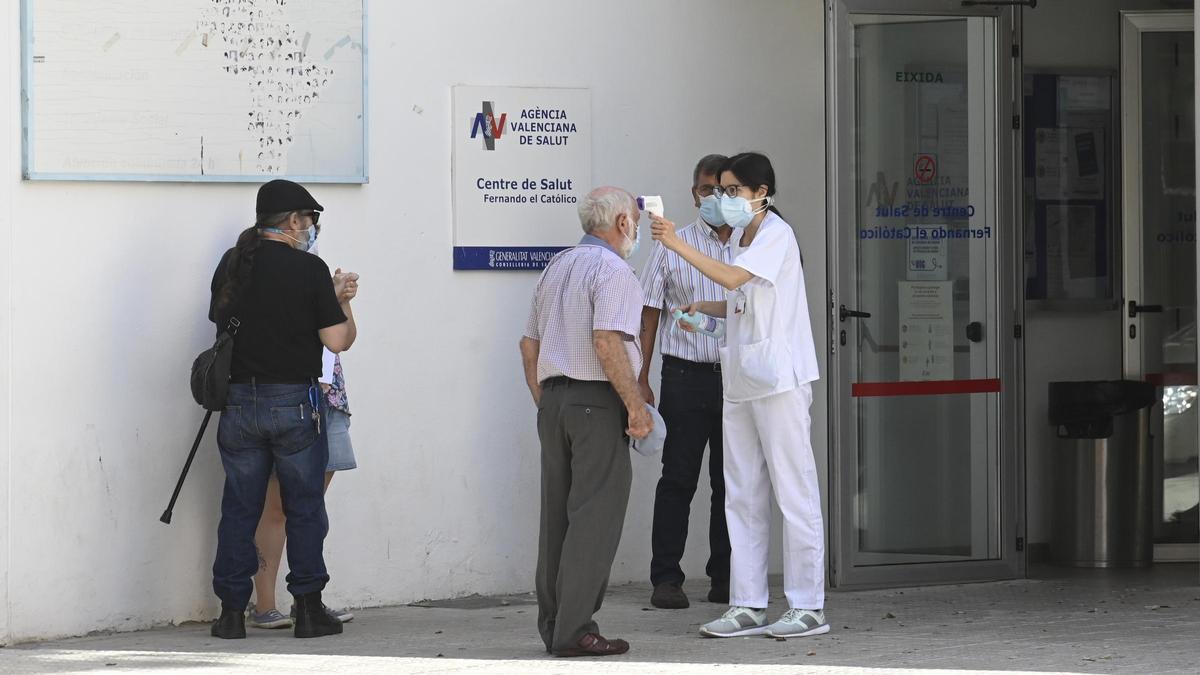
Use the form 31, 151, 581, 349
1047, 380, 1156, 567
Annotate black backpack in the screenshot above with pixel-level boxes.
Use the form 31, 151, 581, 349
189, 317, 240, 411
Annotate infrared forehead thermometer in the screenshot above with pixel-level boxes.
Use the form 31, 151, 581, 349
637, 195, 664, 218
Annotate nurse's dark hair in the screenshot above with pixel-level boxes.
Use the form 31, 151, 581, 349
722, 152, 802, 263
692, 154, 728, 187
720, 152, 783, 219
213, 210, 294, 312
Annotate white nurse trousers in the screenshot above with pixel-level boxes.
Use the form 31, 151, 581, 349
723, 382, 825, 609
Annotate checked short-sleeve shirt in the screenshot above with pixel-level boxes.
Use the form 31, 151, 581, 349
523, 235, 644, 383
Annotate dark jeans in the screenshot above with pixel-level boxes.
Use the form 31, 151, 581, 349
650, 357, 730, 587
212, 383, 330, 609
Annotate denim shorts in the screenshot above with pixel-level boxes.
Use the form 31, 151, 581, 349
325, 408, 357, 472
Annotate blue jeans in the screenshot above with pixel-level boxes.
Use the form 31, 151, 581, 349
212, 383, 330, 609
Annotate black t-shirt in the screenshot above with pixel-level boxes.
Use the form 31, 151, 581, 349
209, 241, 347, 381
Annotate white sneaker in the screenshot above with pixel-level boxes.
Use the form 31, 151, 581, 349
699, 606, 769, 637
765, 608, 830, 638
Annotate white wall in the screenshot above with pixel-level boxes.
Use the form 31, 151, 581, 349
1021, 0, 1177, 546
0, 0, 13, 641
0, 0, 828, 643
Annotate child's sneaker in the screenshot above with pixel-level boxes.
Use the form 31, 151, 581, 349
248, 607, 292, 629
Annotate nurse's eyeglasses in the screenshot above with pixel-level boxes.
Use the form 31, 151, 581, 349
713, 185, 752, 198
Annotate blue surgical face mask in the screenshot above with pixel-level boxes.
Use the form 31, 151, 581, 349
264, 225, 318, 252
719, 195, 771, 230
699, 194, 725, 226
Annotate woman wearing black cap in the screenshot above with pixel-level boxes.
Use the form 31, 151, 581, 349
207, 179, 359, 640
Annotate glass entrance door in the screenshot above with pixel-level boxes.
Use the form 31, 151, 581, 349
828, 0, 1023, 587
1120, 11, 1199, 562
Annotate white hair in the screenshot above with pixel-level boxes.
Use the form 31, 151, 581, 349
577, 188, 635, 234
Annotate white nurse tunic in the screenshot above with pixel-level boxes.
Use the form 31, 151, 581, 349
719, 212, 826, 610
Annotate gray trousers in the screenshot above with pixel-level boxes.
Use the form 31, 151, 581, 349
535, 378, 632, 651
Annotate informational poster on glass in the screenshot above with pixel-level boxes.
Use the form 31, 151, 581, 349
907, 236, 949, 281
899, 281, 954, 381
451, 85, 592, 270
1034, 128, 1105, 201
1023, 72, 1116, 307
21, 0, 367, 182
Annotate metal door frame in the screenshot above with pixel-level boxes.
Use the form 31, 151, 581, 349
1119, 10, 1199, 563
826, 0, 1025, 588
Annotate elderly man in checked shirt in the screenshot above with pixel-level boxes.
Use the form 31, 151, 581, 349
519, 186, 654, 658
638, 154, 734, 610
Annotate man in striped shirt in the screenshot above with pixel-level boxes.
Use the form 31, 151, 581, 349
638, 154, 734, 610
519, 186, 653, 658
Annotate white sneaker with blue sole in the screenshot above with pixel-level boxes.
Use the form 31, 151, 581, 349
765, 608, 830, 638
700, 606, 769, 637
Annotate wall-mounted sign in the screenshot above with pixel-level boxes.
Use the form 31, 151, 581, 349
452, 85, 592, 270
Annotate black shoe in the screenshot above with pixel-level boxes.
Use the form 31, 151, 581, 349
650, 583, 689, 609
708, 580, 729, 604
293, 591, 344, 639
210, 606, 246, 639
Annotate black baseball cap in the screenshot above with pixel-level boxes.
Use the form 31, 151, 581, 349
256, 179, 324, 215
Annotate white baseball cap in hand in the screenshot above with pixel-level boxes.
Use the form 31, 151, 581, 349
631, 403, 666, 457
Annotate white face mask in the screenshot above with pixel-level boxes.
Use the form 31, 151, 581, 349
619, 213, 641, 259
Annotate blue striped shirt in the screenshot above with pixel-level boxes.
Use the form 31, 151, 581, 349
639, 219, 736, 364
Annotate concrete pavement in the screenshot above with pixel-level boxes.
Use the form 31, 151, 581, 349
1, 565, 1197, 674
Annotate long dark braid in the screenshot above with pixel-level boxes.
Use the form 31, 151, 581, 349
214, 211, 293, 312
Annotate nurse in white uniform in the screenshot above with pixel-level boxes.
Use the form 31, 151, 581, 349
649, 152, 827, 639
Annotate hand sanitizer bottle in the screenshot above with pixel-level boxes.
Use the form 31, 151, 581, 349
673, 309, 725, 339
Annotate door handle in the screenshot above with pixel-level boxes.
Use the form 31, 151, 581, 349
966, 321, 984, 343
840, 305, 872, 322
1128, 301, 1164, 318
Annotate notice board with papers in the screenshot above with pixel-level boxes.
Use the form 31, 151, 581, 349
1023, 72, 1118, 308
21, 0, 367, 183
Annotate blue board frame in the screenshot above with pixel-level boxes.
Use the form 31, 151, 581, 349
20, 0, 369, 184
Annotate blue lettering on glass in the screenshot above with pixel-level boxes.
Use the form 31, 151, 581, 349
1157, 231, 1196, 244
859, 225, 992, 240
874, 204, 976, 218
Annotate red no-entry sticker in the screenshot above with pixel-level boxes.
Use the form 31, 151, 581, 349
914, 154, 937, 184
